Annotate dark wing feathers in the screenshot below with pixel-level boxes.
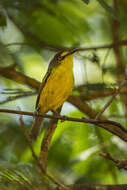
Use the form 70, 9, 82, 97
35, 71, 50, 109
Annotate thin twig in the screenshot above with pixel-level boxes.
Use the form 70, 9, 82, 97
100, 152, 127, 171
95, 79, 127, 119
0, 92, 36, 105
3, 39, 127, 52
5, 42, 31, 47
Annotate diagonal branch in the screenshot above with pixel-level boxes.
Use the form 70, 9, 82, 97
0, 65, 39, 90
100, 152, 127, 171
40, 107, 62, 171
95, 79, 127, 119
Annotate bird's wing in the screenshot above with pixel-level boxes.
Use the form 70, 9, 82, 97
35, 51, 63, 110
35, 71, 50, 110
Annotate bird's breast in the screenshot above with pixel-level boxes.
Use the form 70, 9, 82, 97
39, 60, 74, 113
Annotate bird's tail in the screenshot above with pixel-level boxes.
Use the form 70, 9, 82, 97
29, 117, 43, 141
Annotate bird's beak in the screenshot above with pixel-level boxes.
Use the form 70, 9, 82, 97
69, 48, 79, 55
62, 48, 78, 60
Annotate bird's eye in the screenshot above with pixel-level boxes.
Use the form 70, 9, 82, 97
57, 55, 63, 61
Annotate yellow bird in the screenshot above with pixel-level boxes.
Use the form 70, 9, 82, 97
30, 50, 74, 140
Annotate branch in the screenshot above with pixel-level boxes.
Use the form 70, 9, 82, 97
5, 42, 30, 47
4, 39, 127, 52
68, 95, 127, 144
95, 79, 127, 119
0, 186, 9, 190
0, 91, 36, 105
1, 108, 127, 142
112, 0, 127, 115
0, 108, 123, 127
68, 184, 127, 190
68, 96, 98, 118
112, 0, 125, 82
40, 107, 62, 170
72, 39, 127, 52
100, 152, 127, 171
0, 65, 40, 90
79, 88, 127, 101
19, 115, 69, 190
4, 10, 127, 52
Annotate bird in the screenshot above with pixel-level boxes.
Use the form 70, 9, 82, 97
29, 50, 74, 140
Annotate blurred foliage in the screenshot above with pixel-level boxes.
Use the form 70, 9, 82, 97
96, 0, 119, 19
82, 0, 90, 5
0, 0, 127, 189
0, 12, 6, 27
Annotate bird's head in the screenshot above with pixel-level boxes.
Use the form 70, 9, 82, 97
55, 50, 75, 62
49, 49, 76, 70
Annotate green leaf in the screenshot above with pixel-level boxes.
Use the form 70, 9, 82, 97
96, 0, 120, 20
0, 12, 6, 27
82, 0, 90, 5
